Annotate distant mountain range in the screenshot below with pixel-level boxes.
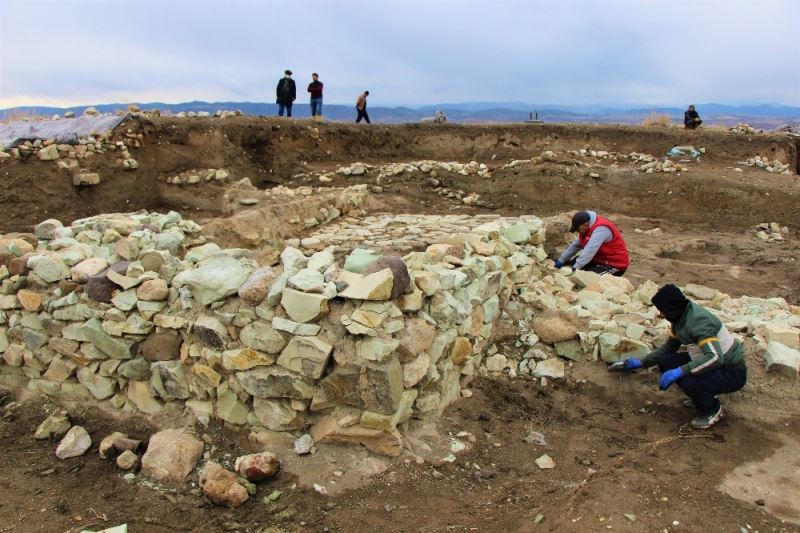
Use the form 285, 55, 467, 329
3, 101, 799, 128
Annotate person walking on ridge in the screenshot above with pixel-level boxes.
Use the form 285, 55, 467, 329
276, 70, 296, 117
356, 91, 370, 124
308, 73, 323, 119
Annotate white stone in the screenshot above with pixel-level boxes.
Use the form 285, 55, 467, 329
764, 341, 800, 377
56, 426, 92, 459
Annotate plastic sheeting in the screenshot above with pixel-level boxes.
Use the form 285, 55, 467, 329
0, 114, 130, 150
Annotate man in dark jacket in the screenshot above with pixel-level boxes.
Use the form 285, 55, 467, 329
555, 210, 630, 276
620, 284, 747, 429
684, 105, 702, 129
308, 73, 323, 118
276, 70, 296, 117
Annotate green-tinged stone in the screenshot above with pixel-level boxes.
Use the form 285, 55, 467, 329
81, 318, 136, 359
118, 358, 152, 380
53, 304, 97, 321
216, 390, 249, 425
554, 339, 584, 361
77, 367, 116, 399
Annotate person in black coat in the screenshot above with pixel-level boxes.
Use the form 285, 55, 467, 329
684, 105, 702, 129
276, 70, 297, 117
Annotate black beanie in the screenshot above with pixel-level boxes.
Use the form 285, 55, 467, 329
651, 284, 689, 322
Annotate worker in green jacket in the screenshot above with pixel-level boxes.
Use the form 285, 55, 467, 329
620, 284, 747, 429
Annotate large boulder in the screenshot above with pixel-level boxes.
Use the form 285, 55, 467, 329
141, 429, 204, 484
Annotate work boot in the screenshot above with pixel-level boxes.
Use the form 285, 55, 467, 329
691, 404, 723, 429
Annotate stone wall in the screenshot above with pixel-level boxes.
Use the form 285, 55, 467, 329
0, 209, 550, 456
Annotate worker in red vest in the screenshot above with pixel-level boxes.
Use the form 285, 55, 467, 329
554, 210, 630, 276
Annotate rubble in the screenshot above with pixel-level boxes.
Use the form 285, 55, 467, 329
730, 123, 760, 134
754, 222, 789, 242
737, 156, 792, 175
165, 168, 231, 185
336, 159, 492, 179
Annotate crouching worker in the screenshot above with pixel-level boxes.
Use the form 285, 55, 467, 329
620, 284, 747, 429
554, 210, 630, 276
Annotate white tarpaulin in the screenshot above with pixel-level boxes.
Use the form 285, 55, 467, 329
0, 114, 130, 150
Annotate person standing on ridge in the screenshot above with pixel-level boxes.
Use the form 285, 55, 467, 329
356, 91, 370, 124
684, 105, 702, 129
616, 284, 747, 429
308, 73, 324, 119
554, 210, 630, 276
276, 70, 296, 117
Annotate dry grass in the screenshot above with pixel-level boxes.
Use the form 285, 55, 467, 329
0, 109, 49, 124
641, 112, 673, 127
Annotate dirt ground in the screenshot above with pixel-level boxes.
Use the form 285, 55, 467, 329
1, 118, 799, 532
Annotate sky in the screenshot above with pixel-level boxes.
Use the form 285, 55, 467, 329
1, 0, 799, 109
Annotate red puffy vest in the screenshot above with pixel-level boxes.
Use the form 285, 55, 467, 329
578, 216, 630, 269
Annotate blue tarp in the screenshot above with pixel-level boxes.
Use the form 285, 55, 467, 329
0, 114, 130, 150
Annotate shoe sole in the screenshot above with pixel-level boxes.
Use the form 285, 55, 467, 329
691, 407, 724, 429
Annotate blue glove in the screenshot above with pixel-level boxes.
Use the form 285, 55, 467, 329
554, 259, 563, 269
659, 367, 684, 390
624, 358, 642, 371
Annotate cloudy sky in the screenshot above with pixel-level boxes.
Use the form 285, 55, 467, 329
1, 0, 798, 109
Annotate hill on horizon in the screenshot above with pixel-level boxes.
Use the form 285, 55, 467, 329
2, 101, 800, 129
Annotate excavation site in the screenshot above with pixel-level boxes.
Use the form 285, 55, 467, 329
1, 114, 799, 533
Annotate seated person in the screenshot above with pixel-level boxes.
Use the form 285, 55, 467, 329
684, 105, 702, 129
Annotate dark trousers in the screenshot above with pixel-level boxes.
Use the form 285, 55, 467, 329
566, 259, 626, 277
584, 262, 626, 276
658, 352, 747, 415
356, 108, 370, 123
685, 120, 701, 129
278, 102, 293, 117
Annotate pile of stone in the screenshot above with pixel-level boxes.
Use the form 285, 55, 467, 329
736, 156, 792, 175
498, 271, 800, 379
772, 124, 800, 136
638, 158, 689, 173
335, 160, 491, 180
298, 214, 543, 255
165, 168, 230, 185
0, 210, 554, 457
0, 128, 142, 181
730, 123, 761, 134
754, 222, 789, 242
167, 110, 241, 119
